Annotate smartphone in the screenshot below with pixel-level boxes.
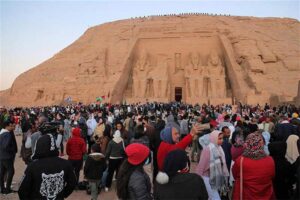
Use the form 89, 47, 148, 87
197, 123, 210, 130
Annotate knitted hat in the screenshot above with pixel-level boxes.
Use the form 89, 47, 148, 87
125, 143, 150, 165
156, 149, 189, 184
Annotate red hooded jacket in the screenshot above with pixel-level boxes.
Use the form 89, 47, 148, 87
66, 128, 86, 160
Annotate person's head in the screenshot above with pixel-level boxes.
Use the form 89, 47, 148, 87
231, 130, 244, 147
97, 117, 104, 124
31, 134, 59, 160
75, 112, 81, 120
243, 132, 266, 160
160, 126, 179, 144
56, 113, 62, 120
160, 126, 177, 144
209, 130, 223, 146
72, 127, 81, 137
221, 126, 230, 138
142, 116, 149, 124
156, 149, 189, 184
3, 119, 15, 132
116, 122, 123, 131
114, 130, 122, 139
30, 121, 37, 133
285, 135, 300, 164
171, 127, 180, 143
127, 112, 133, 118
134, 124, 145, 139
224, 115, 230, 122
37, 114, 48, 127
91, 144, 101, 153
125, 143, 150, 166
117, 143, 150, 199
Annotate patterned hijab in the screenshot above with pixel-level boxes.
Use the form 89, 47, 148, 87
243, 132, 266, 160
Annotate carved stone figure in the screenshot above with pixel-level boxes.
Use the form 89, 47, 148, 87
149, 58, 169, 98
207, 52, 226, 97
208, 51, 221, 66
185, 53, 203, 98
132, 51, 150, 98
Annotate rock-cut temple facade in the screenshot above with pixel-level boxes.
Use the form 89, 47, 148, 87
0, 14, 299, 106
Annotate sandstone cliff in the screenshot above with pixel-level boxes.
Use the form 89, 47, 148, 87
1, 14, 299, 106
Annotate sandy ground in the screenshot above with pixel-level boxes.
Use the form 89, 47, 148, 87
1, 135, 197, 200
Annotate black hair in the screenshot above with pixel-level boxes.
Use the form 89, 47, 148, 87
221, 126, 229, 132
224, 115, 230, 121
116, 121, 123, 127
116, 159, 144, 199
127, 112, 133, 118
103, 124, 112, 138
150, 115, 155, 121
91, 144, 101, 153
134, 125, 145, 139
3, 119, 15, 127
143, 116, 149, 122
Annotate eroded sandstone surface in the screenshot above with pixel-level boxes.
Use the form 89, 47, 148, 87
1, 14, 299, 106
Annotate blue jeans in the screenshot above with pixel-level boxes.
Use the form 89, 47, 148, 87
101, 168, 108, 187
89, 180, 100, 200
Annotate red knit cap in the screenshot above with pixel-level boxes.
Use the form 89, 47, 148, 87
125, 143, 150, 165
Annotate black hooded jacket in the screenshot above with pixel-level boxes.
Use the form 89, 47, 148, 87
18, 134, 76, 200
268, 141, 293, 199
84, 152, 106, 180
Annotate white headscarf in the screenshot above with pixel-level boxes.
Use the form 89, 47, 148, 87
285, 135, 299, 164
113, 130, 123, 143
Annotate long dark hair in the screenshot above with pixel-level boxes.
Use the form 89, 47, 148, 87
116, 159, 144, 199
134, 124, 145, 139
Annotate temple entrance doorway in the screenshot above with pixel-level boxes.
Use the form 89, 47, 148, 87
175, 87, 182, 102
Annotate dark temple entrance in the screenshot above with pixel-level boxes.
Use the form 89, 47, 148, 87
175, 87, 182, 102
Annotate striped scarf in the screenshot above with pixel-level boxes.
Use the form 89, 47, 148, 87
208, 143, 229, 190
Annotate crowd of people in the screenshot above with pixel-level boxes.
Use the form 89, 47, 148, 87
0, 102, 299, 199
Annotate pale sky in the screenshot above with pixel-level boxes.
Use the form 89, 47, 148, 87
1, 0, 299, 91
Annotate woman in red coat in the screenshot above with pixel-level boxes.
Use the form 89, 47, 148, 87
232, 132, 275, 200
157, 124, 201, 171
66, 127, 87, 185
